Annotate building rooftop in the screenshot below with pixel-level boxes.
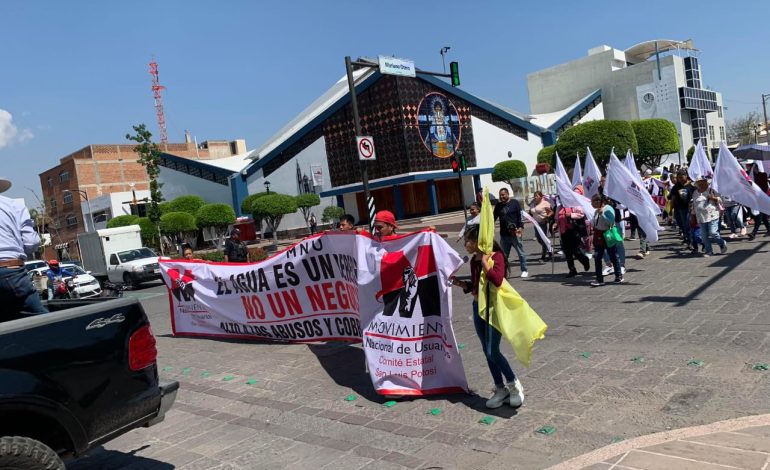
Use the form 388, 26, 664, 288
624, 39, 696, 64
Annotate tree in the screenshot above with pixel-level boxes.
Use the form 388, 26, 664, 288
555, 120, 638, 168
492, 160, 528, 182
322, 206, 345, 224
164, 195, 206, 215
196, 203, 236, 248
241, 192, 269, 236
106, 214, 140, 228
630, 119, 680, 169
295, 193, 321, 231
136, 217, 159, 247
126, 124, 163, 224
252, 194, 298, 243
158, 201, 172, 215
537, 145, 557, 168
727, 111, 762, 145
159, 211, 198, 248
686, 145, 695, 162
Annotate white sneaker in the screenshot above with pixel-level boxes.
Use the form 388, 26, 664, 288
508, 379, 524, 408
720, 245, 728, 254
520, 271, 529, 278
621, 266, 626, 275
602, 266, 613, 276
729, 233, 737, 239
485, 385, 510, 409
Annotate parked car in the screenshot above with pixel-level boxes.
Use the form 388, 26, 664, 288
28, 263, 102, 299
78, 226, 160, 287
0, 297, 178, 469
24, 260, 48, 271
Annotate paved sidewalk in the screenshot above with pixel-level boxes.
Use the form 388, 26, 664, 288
550, 413, 770, 469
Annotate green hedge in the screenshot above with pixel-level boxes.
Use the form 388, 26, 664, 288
159, 211, 197, 233
322, 206, 345, 224
106, 215, 139, 228
241, 192, 269, 214
686, 145, 695, 162
195, 203, 236, 228
630, 119, 679, 169
555, 120, 638, 168
537, 145, 557, 168
492, 160, 527, 182
164, 195, 206, 215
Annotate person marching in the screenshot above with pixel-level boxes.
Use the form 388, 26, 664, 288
590, 195, 623, 286
557, 203, 590, 278
493, 188, 528, 278
528, 191, 553, 262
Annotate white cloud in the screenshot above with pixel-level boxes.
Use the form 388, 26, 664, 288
0, 109, 34, 148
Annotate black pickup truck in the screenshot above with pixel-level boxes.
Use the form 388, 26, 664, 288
0, 297, 178, 469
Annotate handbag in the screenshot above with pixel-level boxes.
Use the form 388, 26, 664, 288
603, 225, 623, 248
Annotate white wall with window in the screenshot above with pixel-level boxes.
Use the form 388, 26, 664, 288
83, 190, 151, 230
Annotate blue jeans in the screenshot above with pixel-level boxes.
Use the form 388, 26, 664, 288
700, 219, 725, 255
472, 301, 516, 386
725, 206, 744, 233
500, 234, 527, 272
595, 244, 621, 281
0, 266, 47, 322
603, 239, 625, 267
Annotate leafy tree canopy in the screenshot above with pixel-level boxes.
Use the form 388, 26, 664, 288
492, 160, 527, 182
555, 120, 638, 168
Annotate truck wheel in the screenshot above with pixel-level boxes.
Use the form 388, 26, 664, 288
123, 272, 137, 289
0, 436, 65, 470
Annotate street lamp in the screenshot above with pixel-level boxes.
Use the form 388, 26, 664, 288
264, 180, 271, 194
63, 189, 94, 233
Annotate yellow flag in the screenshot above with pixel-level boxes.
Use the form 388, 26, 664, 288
477, 186, 547, 368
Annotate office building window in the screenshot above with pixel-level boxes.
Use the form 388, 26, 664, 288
709, 125, 715, 142
718, 106, 723, 118
66, 215, 77, 227
720, 126, 725, 141
63, 192, 73, 204
59, 171, 70, 183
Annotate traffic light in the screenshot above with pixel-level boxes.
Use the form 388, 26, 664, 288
450, 154, 460, 173
459, 154, 467, 172
449, 61, 460, 87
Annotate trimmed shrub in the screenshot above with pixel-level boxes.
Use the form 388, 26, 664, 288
555, 120, 638, 168
630, 119, 680, 169
252, 194, 298, 241
158, 201, 172, 216
159, 211, 197, 234
136, 217, 158, 247
295, 193, 321, 229
686, 145, 695, 162
106, 215, 139, 229
492, 160, 528, 182
164, 195, 206, 216
322, 206, 345, 224
196, 204, 236, 228
241, 192, 270, 234
537, 145, 557, 168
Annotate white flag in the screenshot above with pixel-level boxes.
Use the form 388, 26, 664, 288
712, 141, 770, 215
555, 153, 595, 220
605, 153, 660, 242
622, 149, 660, 215
582, 147, 602, 199
688, 140, 713, 181
521, 210, 552, 253
572, 155, 583, 189
555, 152, 570, 182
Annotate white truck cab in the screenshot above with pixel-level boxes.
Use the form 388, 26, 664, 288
107, 247, 160, 286
78, 226, 161, 287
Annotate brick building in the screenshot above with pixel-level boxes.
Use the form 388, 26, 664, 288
39, 137, 246, 259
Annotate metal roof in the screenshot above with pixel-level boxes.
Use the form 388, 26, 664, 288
624, 39, 696, 64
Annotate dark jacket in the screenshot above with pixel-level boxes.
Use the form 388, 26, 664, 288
224, 238, 248, 262
669, 183, 696, 210
493, 199, 523, 237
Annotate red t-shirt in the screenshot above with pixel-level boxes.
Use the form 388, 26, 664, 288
468, 251, 506, 296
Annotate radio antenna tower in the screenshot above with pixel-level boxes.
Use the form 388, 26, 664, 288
149, 59, 168, 144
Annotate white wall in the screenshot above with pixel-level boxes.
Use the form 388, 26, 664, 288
158, 166, 232, 206
246, 136, 337, 231
471, 116, 543, 177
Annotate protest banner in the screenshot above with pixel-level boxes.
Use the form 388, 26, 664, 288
160, 230, 468, 396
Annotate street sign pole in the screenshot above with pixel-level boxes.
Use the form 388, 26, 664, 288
455, 151, 468, 223
345, 56, 376, 233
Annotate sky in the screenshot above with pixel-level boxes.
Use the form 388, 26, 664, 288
1, 0, 768, 207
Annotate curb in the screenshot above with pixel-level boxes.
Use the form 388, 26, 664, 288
545, 413, 770, 470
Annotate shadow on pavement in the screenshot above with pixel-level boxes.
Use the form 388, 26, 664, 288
66, 445, 173, 470
639, 241, 769, 307
306, 343, 521, 419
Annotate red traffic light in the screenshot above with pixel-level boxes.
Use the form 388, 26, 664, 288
450, 155, 460, 173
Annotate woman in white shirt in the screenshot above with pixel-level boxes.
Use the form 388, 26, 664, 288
691, 177, 727, 257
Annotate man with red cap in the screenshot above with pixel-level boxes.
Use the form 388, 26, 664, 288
373, 210, 398, 240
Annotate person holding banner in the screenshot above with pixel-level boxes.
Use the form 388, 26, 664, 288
691, 177, 727, 256
747, 172, 770, 240
373, 210, 398, 240
590, 195, 623, 286
669, 171, 696, 249
452, 225, 523, 409
557, 203, 590, 278
338, 214, 355, 231
528, 191, 553, 261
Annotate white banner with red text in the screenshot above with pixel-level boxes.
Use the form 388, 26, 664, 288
160, 230, 468, 396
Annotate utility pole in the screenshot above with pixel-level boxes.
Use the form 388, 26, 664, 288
345, 56, 375, 233
440, 46, 451, 74
762, 93, 770, 146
